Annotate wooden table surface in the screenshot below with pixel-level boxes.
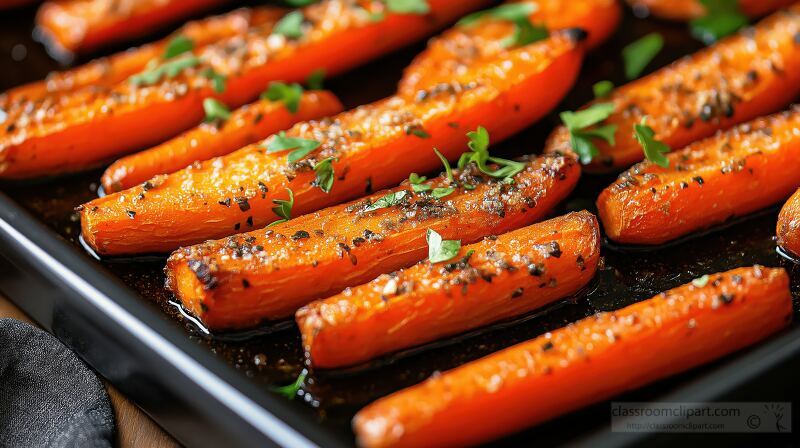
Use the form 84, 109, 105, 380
0, 294, 179, 448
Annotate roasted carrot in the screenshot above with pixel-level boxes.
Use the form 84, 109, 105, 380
545, 5, 800, 172
101, 90, 343, 194
777, 188, 800, 259
353, 266, 792, 448
0, 0, 492, 179
166, 154, 580, 330
35, 0, 232, 54
79, 29, 586, 255
597, 107, 800, 245
625, 0, 796, 21
398, 0, 620, 95
297, 211, 600, 369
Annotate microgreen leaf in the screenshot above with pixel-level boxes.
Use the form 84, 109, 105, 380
384, 0, 430, 14
261, 82, 304, 113
434, 148, 454, 183
203, 98, 231, 122
202, 68, 227, 93
313, 157, 335, 193
457, 3, 546, 48
273, 11, 305, 39
622, 33, 663, 80
559, 103, 617, 164
306, 69, 326, 90
129, 54, 201, 86
426, 229, 461, 263
431, 187, 455, 199
634, 118, 671, 168
409, 173, 431, 192
407, 127, 431, 138
272, 371, 306, 399
266, 131, 321, 163
560, 103, 616, 131
365, 190, 408, 212
268, 188, 294, 227
690, 0, 748, 44
593, 80, 614, 99
162, 35, 194, 60
457, 126, 525, 180
284, 0, 316, 6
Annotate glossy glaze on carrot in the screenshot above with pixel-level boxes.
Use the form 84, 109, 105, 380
36, 0, 232, 54
545, 5, 800, 172
166, 154, 580, 330
0, 0, 491, 179
598, 107, 800, 245
777, 188, 800, 258
101, 90, 343, 193
79, 29, 586, 255
353, 266, 792, 448
297, 211, 601, 369
625, 0, 797, 21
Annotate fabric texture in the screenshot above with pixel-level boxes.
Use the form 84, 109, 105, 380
0, 318, 114, 448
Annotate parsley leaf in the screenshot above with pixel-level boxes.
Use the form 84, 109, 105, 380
409, 173, 431, 192
593, 80, 614, 99
559, 103, 617, 164
313, 157, 335, 193
273, 11, 306, 39
261, 82, 304, 113
272, 371, 306, 399
284, 0, 316, 6
633, 118, 670, 168
266, 131, 321, 163
306, 69, 325, 90
365, 190, 408, 212
458, 3, 547, 48
432, 187, 455, 199
434, 148, 454, 183
268, 188, 294, 227
384, 0, 430, 14
426, 229, 461, 263
457, 126, 525, 180
202, 68, 227, 93
407, 126, 430, 138
622, 33, 663, 80
690, 0, 748, 45
162, 35, 194, 60
129, 54, 201, 86
203, 98, 231, 122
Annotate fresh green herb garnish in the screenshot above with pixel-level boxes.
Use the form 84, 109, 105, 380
261, 82, 304, 113
273, 11, 306, 39
692, 274, 710, 287
409, 173, 431, 192
202, 68, 227, 93
162, 35, 194, 59
203, 98, 231, 122
130, 54, 201, 86
559, 103, 617, 164
365, 190, 408, 212
407, 127, 431, 139
266, 131, 321, 163
268, 188, 294, 227
313, 157, 335, 193
622, 33, 663, 80
458, 3, 547, 48
633, 118, 670, 168
306, 69, 326, 90
431, 187, 455, 199
593, 80, 614, 99
272, 371, 306, 399
426, 229, 461, 263
690, 0, 748, 44
284, 0, 316, 6
434, 148, 454, 183
384, 0, 430, 14
457, 126, 525, 180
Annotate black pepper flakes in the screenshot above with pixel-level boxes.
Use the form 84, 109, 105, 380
693, 176, 704, 185
235, 197, 251, 212
219, 198, 232, 207
242, 279, 251, 288
126, 210, 136, 219
718, 293, 734, 305
542, 341, 554, 351
292, 230, 310, 240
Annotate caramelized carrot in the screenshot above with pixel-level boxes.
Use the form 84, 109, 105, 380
79, 29, 586, 255
545, 5, 800, 172
166, 154, 580, 330
597, 107, 800, 245
0, 0, 492, 179
297, 211, 601, 369
35, 0, 232, 54
625, 0, 796, 21
777, 188, 800, 258
101, 90, 343, 194
399, 0, 620, 95
353, 266, 792, 448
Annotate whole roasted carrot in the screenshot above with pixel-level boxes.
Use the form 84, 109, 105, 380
597, 107, 800, 245
353, 266, 792, 448
545, 4, 800, 172
79, 29, 586, 255
101, 90, 343, 194
399, 0, 620, 95
0, 0, 491, 179
625, 0, 796, 21
777, 188, 800, 259
166, 154, 580, 330
297, 211, 601, 369
35, 0, 232, 54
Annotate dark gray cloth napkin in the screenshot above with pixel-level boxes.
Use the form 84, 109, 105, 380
0, 318, 115, 448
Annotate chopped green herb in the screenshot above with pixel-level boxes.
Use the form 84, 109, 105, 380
129, 54, 201, 86
313, 157, 335, 193
407, 127, 431, 138
202, 68, 227, 93
163, 35, 194, 60
384, 0, 430, 14
273, 11, 306, 39
592, 80, 614, 99
690, 0, 748, 45
272, 371, 306, 399
266, 131, 321, 163
268, 188, 294, 227
365, 190, 408, 212
559, 103, 617, 164
409, 173, 431, 192
457, 126, 525, 180
203, 98, 231, 122
426, 229, 461, 263
692, 274, 710, 287
431, 187, 455, 199
458, 3, 547, 48
633, 118, 670, 168
284, 0, 316, 6
434, 148, 454, 183
622, 33, 663, 80
306, 69, 326, 90
261, 82, 304, 113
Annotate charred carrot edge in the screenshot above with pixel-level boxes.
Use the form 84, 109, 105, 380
398, 0, 620, 95
166, 154, 580, 330
777, 188, 800, 259
4, 7, 284, 105
296, 211, 601, 369
0, 0, 492, 179
625, 0, 797, 21
79, 29, 586, 255
35, 0, 232, 54
353, 266, 792, 448
101, 90, 343, 193
597, 106, 800, 245
545, 5, 800, 172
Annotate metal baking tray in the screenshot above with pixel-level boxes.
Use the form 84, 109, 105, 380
1, 3, 799, 446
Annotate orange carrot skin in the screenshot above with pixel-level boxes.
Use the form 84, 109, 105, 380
598, 107, 800, 245
297, 211, 601, 370
545, 5, 800, 172
777, 188, 800, 258
353, 266, 792, 448
79, 30, 586, 255
101, 90, 343, 193
166, 154, 580, 330
35, 0, 232, 54
398, 0, 620, 95
0, 0, 492, 179
625, 0, 796, 21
